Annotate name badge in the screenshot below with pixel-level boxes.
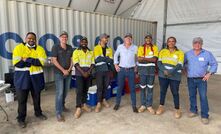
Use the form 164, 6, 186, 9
173, 55, 178, 59
199, 57, 204, 61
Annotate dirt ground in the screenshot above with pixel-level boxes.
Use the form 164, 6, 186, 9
0, 75, 221, 134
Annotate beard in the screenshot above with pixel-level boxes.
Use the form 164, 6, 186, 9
80, 45, 87, 49
26, 41, 36, 48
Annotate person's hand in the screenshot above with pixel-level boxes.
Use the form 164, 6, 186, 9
87, 70, 92, 75
203, 73, 212, 81
86, 71, 91, 77
134, 66, 138, 73
163, 70, 169, 76
22, 57, 27, 62
182, 69, 187, 76
68, 69, 72, 73
62, 70, 69, 76
114, 64, 120, 72
82, 72, 90, 78
141, 57, 146, 62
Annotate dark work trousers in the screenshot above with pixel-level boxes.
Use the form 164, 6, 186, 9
16, 88, 42, 122
76, 76, 91, 108
96, 71, 110, 102
159, 77, 181, 109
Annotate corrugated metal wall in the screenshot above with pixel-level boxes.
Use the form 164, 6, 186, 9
0, 0, 157, 82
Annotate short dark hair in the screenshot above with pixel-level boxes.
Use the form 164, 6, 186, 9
26, 32, 36, 38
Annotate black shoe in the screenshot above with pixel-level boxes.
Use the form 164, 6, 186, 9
57, 114, 65, 122
18, 121, 26, 128
133, 107, 138, 113
113, 104, 120, 111
36, 114, 47, 120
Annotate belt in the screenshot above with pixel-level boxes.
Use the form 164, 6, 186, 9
120, 67, 134, 71
189, 77, 204, 79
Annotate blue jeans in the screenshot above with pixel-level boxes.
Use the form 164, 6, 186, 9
55, 73, 71, 116
159, 77, 180, 109
187, 78, 209, 118
139, 75, 155, 107
116, 68, 136, 107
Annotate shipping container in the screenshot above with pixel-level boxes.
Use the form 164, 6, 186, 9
0, 0, 157, 82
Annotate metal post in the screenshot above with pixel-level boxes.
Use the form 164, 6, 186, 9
94, 0, 101, 12
118, 0, 142, 16
162, 0, 168, 49
67, 0, 72, 7
114, 0, 123, 15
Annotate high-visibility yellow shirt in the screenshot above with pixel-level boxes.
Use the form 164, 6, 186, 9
158, 48, 184, 66
137, 44, 158, 58
12, 43, 47, 91
94, 44, 113, 59
72, 48, 94, 67
13, 43, 47, 75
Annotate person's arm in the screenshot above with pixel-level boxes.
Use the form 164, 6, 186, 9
157, 61, 167, 71
157, 50, 166, 71
94, 47, 107, 63
52, 57, 69, 75
157, 50, 170, 76
75, 63, 88, 77
167, 64, 183, 74
105, 48, 113, 64
12, 45, 30, 67
86, 52, 95, 75
138, 57, 158, 63
167, 51, 184, 75
208, 52, 218, 74
68, 60, 73, 73
51, 45, 69, 75
25, 58, 42, 66
95, 56, 107, 63
183, 53, 188, 76
67, 48, 74, 73
203, 52, 218, 81
114, 46, 120, 72
138, 45, 158, 63
72, 50, 87, 77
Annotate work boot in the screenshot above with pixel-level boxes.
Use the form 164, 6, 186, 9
102, 99, 110, 108
188, 112, 198, 118
95, 102, 102, 113
132, 107, 138, 113
36, 114, 48, 120
74, 108, 82, 119
113, 104, 120, 111
57, 114, 65, 122
147, 106, 156, 115
156, 105, 165, 115
174, 109, 182, 119
138, 105, 146, 113
201, 118, 209, 125
18, 121, 26, 128
82, 104, 91, 112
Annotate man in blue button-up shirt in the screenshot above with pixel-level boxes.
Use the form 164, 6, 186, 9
113, 33, 138, 113
184, 37, 218, 124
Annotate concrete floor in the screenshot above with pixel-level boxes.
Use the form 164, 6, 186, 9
0, 75, 221, 134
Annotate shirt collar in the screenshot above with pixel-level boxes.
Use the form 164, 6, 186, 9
123, 43, 134, 49
78, 47, 90, 52
98, 44, 108, 49
191, 49, 205, 55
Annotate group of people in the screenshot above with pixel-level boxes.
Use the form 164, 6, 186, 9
12, 31, 218, 128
